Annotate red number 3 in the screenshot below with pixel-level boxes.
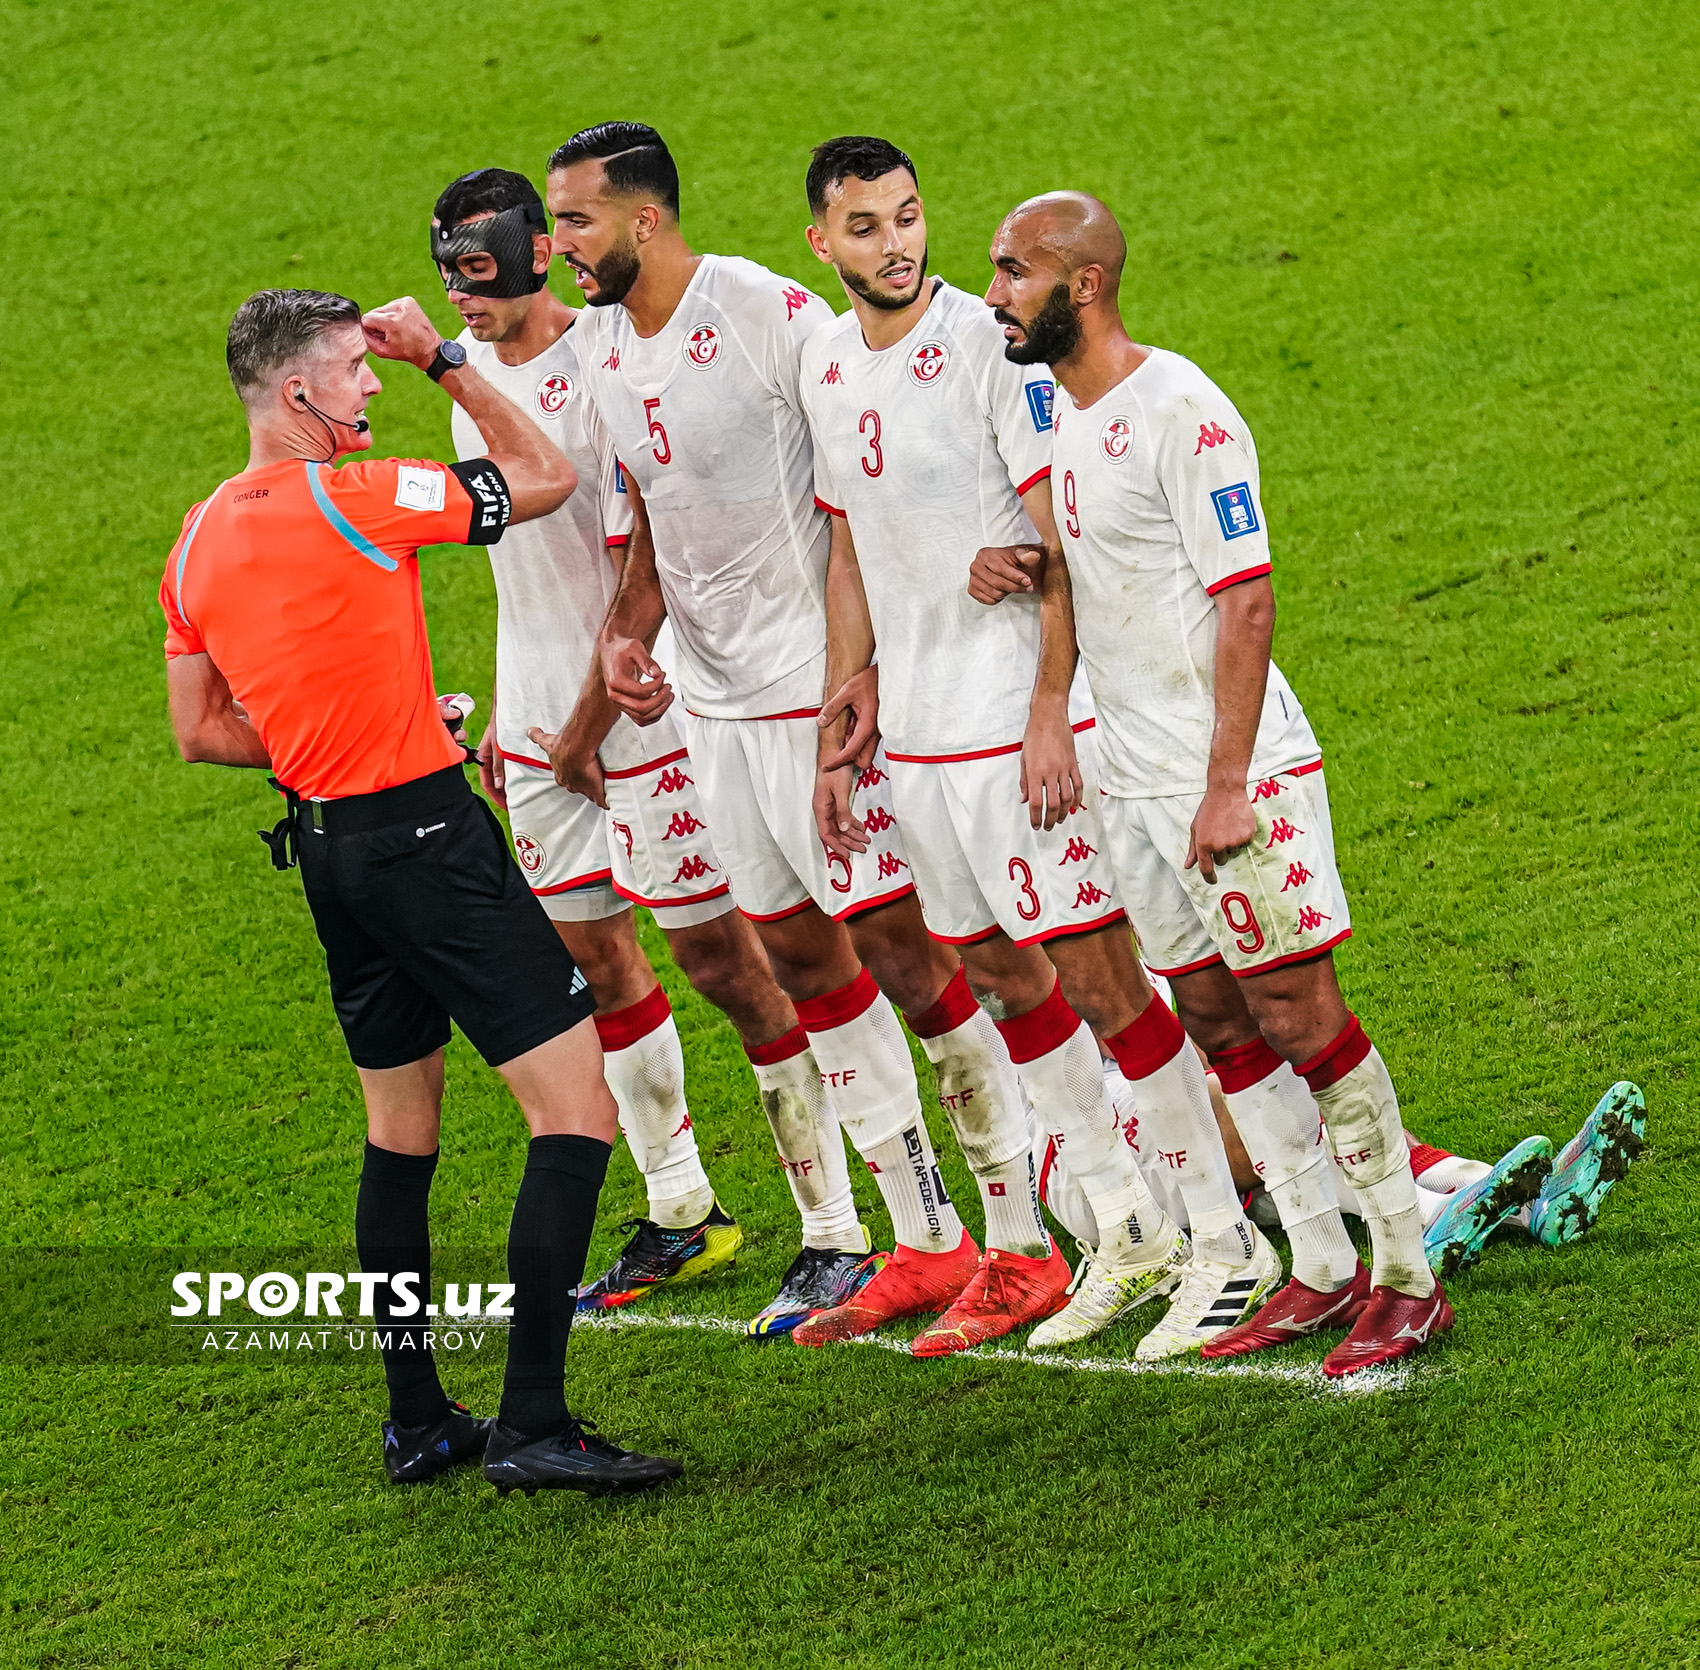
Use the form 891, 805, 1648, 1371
1008, 856, 1041, 921
1219, 891, 1265, 955
859, 409, 883, 478
1062, 469, 1080, 538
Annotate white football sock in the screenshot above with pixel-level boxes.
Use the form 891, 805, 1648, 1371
798, 971, 964, 1255
1306, 1020, 1435, 1297
596, 987, 712, 1229
909, 972, 1048, 1257
1103, 1064, 1187, 1227
1413, 1153, 1493, 1193
1108, 995, 1254, 1265
1211, 1042, 1358, 1292
746, 1026, 862, 1252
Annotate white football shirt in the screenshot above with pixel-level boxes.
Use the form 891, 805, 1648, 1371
800, 281, 1057, 757
450, 325, 656, 769
1051, 347, 1320, 798
571, 255, 838, 719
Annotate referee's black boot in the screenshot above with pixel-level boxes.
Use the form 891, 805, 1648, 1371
381, 1400, 495, 1485
484, 1417, 683, 1498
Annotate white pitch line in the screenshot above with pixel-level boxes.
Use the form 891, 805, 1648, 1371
575, 1309, 1429, 1398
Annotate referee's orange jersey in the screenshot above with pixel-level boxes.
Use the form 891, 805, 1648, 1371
160, 455, 509, 799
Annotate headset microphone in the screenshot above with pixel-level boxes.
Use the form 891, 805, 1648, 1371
295, 389, 370, 435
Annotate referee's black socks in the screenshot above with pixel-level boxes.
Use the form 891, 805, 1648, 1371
355, 1141, 451, 1428
499, 1133, 613, 1439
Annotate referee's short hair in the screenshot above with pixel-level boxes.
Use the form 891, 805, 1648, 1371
547, 122, 679, 218
227, 289, 361, 408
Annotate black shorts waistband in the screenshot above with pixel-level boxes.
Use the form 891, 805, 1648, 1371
287, 764, 473, 837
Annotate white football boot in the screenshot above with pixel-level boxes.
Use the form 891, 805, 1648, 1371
1027, 1225, 1191, 1349
1134, 1226, 1283, 1362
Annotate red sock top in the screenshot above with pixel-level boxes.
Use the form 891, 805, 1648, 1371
1297, 1014, 1373, 1093
794, 967, 881, 1034
593, 981, 672, 1053
1407, 1141, 1454, 1178
1104, 990, 1186, 1081
905, 966, 978, 1040
1208, 1035, 1286, 1095
993, 978, 1082, 1065
744, 1024, 811, 1067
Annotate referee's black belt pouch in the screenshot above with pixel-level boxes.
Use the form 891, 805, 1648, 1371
260, 764, 472, 865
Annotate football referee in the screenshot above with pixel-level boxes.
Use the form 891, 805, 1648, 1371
160, 287, 680, 1497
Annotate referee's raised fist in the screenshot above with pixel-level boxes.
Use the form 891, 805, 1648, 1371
361, 298, 440, 370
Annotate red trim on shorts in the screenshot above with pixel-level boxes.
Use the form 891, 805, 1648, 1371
928, 922, 1002, 946
1208, 1036, 1286, 1095
1206, 563, 1273, 596
1286, 759, 1324, 778
993, 978, 1081, 1065
1233, 927, 1352, 979
1015, 465, 1052, 496
602, 747, 690, 781
610, 878, 731, 910
815, 494, 846, 518
1072, 717, 1096, 735
500, 748, 555, 771
905, 966, 978, 1039
887, 717, 1096, 766
740, 897, 815, 924
594, 983, 673, 1053
1144, 951, 1226, 977
1408, 1141, 1454, 1179
687, 707, 820, 723
606, 534, 631, 549
745, 1024, 811, 1067
833, 882, 917, 922
1298, 1013, 1372, 1093
1104, 990, 1186, 1081
794, 968, 881, 1033
1012, 906, 1125, 949
532, 868, 613, 896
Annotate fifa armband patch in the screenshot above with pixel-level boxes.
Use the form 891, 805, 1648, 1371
395, 465, 447, 513
447, 459, 513, 545
1211, 482, 1260, 540
1025, 380, 1055, 433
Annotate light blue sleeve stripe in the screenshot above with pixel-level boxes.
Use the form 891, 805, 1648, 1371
306, 463, 399, 572
173, 483, 225, 624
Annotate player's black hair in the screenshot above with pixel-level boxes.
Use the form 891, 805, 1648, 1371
434, 166, 543, 230
806, 135, 917, 216
546, 122, 680, 217
226, 288, 362, 406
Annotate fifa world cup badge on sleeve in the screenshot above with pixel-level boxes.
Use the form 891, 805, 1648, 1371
1211, 482, 1260, 540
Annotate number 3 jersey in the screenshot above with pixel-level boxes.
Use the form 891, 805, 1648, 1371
571, 255, 839, 720
1050, 347, 1320, 800
800, 281, 1059, 758
448, 324, 652, 768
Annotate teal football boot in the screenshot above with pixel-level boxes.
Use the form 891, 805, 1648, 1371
1424, 1134, 1555, 1279
1527, 1082, 1646, 1248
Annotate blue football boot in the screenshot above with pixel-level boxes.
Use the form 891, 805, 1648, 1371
1527, 1082, 1646, 1248
1424, 1134, 1555, 1279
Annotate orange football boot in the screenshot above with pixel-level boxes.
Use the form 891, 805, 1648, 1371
791, 1229, 980, 1347
910, 1242, 1073, 1358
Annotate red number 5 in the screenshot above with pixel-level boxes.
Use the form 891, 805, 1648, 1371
1062, 469, 1080, 538
644, 397, 671, 465
859, 409, 883, 478
1008, 856, 1041, 921
1219, 891, 1265, 956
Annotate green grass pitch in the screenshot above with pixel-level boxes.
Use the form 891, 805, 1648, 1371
3, 0, 1697, 1663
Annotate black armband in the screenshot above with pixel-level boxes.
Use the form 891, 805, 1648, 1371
448, 458, 512, 545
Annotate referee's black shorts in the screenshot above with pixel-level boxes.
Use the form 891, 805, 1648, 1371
292, 765, 595, 1070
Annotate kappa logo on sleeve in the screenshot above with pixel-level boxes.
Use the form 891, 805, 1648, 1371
1025, 380, 1055, 433
1211, 481, 1260, 540
395, 465, 447, 513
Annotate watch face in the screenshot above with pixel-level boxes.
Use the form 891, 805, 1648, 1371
440, 340, 468, 367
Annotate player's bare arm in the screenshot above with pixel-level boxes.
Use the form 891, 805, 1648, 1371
360, 297, 575, 523
967, 541, 1043, 603
1017, 478, 1082, 832
815, 513, 876, 858
1185, 574, 1276, 883
595, 472, 673, 725
167, 652, 271, 768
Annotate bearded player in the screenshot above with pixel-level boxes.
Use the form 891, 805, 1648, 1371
979, 193, 1461, 1376
548, 122, 1064, 1353
427, 166, 877, 1333
797, 136, 1280, 1358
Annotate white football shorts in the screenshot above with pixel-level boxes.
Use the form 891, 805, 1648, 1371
886, 723, 1126, 946
1099, 762, 1351, 977
501, 750, 734, 932
682, 712, 915, 922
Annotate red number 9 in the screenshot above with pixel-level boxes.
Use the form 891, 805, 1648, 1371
1219, 891, 1265, 956
1062, 469, 1080, 538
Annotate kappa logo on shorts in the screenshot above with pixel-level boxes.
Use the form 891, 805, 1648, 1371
513, 832, 546, 875
1252, 776, 1284, 801
671, 854, 719, 883
1211, 481, 1260, 541
611, 820, 634, 859
1026, 380, 1056, 433
1072, 881, 1111, 909
660, 811, 705, 840
876, 851, 908, 879
1265, 817, 1306, 847
1296, 905, 1333, 933
861, 806, 896, 835
1057, 835, 1097, 865
1099, 415, 1133, 462
856, 764, 887, 788
535, 372, 572, 417
395, 465, 446, 512
1281, 862, 1314, 891
907, 341, 948, 386
651, 766, 694, 796
684, 324, 721, 368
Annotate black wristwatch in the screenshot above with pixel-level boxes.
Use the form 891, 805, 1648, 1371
425, 338, 469, 382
